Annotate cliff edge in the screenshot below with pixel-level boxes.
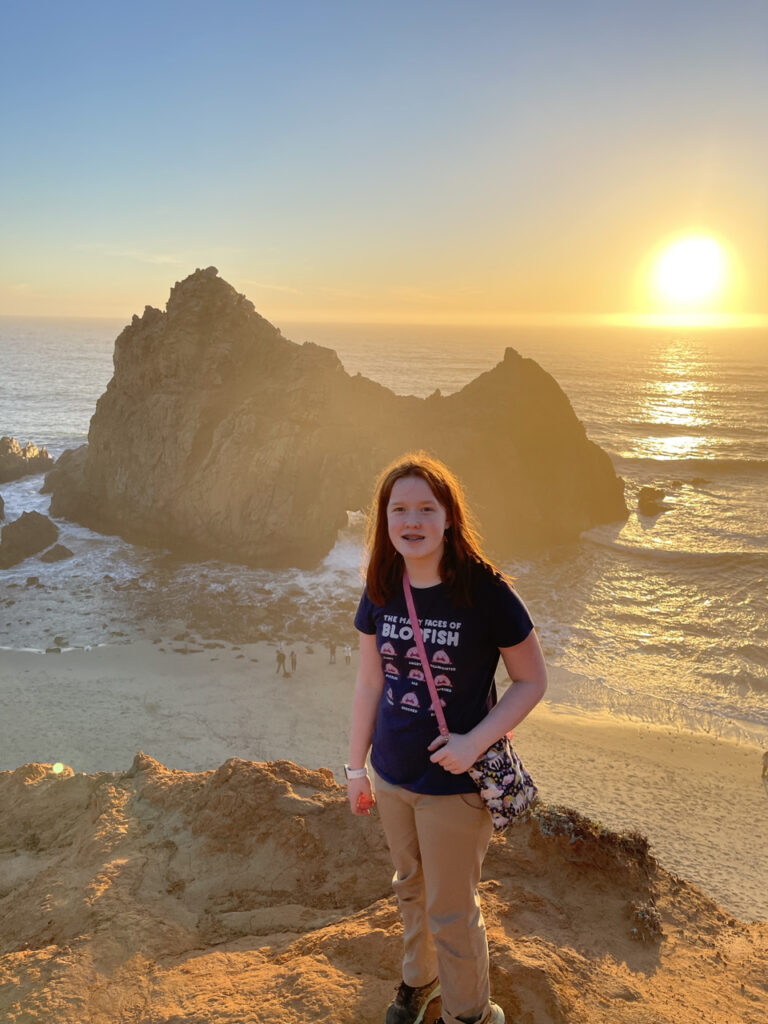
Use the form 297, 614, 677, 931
47, 268, 627, 567
1, 755, 765, 1023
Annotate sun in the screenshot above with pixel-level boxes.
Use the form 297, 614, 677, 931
652, 235, 728, 306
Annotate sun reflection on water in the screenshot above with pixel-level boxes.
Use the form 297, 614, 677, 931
642, 435, 708, 460
628, 339, 718, 461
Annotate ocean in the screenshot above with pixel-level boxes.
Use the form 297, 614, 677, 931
1, 316, 767, 746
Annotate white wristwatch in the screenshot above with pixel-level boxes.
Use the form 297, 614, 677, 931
344, 764, 368, 780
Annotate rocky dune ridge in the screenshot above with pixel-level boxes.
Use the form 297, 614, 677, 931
45, 268, 627, 568
0, 754, 765, 1023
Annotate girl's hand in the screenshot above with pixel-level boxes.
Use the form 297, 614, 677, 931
427, 732, 478, 774
347, 774, 375, 815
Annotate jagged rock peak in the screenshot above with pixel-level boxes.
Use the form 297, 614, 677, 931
130, 267, 261, 331
166, 265, 253, 313
46, 270, 627, 568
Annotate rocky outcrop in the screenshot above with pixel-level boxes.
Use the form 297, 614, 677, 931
47, 267, 627, 568
39, 443, 89, 500
38, 543, 74, 563
0, 511, 59, 569
0, 437, 53, 484
638, 485, 668, 516
0, 755, 765, 1023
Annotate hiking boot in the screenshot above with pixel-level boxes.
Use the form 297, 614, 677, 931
386, 978, 441, 1024
482, 1004, 505, 1024
434, 1001, 505, 1024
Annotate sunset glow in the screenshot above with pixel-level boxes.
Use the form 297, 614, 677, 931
0, 3, 765, 327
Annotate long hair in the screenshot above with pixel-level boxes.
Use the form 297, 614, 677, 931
364, 451, 506, 606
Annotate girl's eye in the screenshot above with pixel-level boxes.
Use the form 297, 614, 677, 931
388, 504, 438, 514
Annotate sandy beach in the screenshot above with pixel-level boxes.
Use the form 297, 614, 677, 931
2, 639, 766, 923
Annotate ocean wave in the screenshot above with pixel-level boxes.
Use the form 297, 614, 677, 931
582, 531, 768, 566
544, 667, 768, 744
611, 456, 768, 476
605, 421, 768, 440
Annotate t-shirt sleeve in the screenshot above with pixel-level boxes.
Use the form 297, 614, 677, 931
354, 587, 378, 634
487, 577, 534, 648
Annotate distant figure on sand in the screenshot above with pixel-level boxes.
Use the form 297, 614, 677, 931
344, 643, 352, 666
329, 640, 336, 664
275, 643, 287, 676
346, 452, 547, 1024
290, 649, 297, 673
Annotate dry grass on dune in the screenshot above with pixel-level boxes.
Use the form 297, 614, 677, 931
0, 754, 766, 1024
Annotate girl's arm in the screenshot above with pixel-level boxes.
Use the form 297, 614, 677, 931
428, 629, 547, 774
347, 632, 385, 813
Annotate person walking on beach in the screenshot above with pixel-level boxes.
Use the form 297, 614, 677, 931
346, 452, 547, 1024
344, 643, 352, 666
329, 640, 337, 664
275, 643, 287, 676
290, 649, 297, 674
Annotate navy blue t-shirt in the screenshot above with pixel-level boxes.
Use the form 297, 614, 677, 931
354, 565, 534, 795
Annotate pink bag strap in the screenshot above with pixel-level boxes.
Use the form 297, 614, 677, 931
402, 571, 450, 738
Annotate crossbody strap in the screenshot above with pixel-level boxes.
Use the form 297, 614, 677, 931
402, 571, 450, 738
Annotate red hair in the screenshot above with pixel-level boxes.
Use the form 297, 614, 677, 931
364, 451, 505, 606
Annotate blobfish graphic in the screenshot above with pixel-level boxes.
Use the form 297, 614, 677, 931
380, 641, 397, 657
432, 650, 453, 665
385, 662, 400, 677
408, 668, 425, 681
401, 692, 420, 709
434, 674, 453, 690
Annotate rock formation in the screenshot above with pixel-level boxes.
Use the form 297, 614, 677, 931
0, 437, 53, 484
0, 755, 765, 1023
638, 485, 668, 516
0, 510, 59, 569
47, 267, 627, 568
38, 543, 74, 563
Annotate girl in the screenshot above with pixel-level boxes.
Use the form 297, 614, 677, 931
346, 452, 547, 1024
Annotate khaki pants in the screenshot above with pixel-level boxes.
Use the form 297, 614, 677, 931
373, 769, 494, 1024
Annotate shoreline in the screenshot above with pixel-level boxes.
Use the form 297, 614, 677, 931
2, 640, 766, 922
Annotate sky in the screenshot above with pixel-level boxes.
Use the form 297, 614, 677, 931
1, 0, 766, 325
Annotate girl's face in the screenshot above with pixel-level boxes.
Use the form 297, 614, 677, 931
386, 475, 450, 574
